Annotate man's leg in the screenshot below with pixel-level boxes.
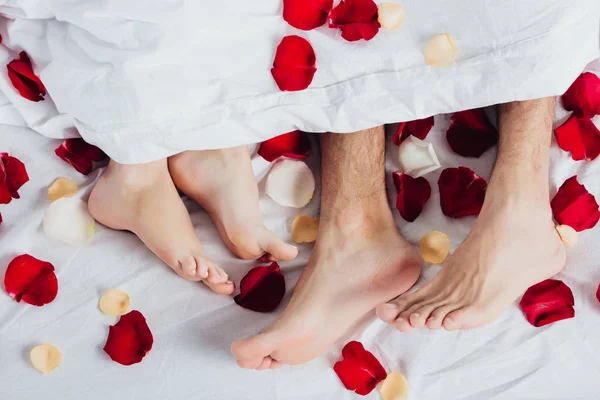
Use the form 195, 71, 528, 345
378, 97, 567, 331
231, 126, 421, 369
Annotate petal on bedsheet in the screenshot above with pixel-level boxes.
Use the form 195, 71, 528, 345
283, 0, 333, 30
446, 109, 498, 158
103, 310, 153, 366
258, 130, 312, 162
6, 52, 46, 102
392, 172, 431, 222
519, 279, 575, 327
554, 114, 600, 161
392, 117, 435, 145
234, 262, 286, 312
3, 254, 58, 306
55, 139, 107, 175
0, 153, 29, 203
271, 36, 317, 92
561, 72, 600, 118
438, 167, 487, 218
329, 0, 380, 42
551, 176, 600, 232
334, 341, 387, 396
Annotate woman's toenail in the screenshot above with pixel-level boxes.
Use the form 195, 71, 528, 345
396, 317, 405, 322
385, 303, 398, 309
190, 267, 197, 275
412, 313, 420, 318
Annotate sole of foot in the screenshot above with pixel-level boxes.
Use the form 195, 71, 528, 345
88, 160, 234, 295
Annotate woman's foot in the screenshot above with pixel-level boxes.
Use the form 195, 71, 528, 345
168, 147, 298, 261
88, 159, 234, 294
231, 209, 421, 368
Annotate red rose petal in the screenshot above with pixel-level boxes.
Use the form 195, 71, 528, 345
551, 176, 600, 232
55, 138, 107, 175
329, 0, 380, 42
283, 0, 333, 30
519, 279, 575, 327
234, 262, 286, 312
271, 35, 317, 92
438, 167, 487, 218
7, 52, 46, 102
0, 153, 29, 201
0, 212, 3, 225
596, 283, 600, 304
446, 109, 498, 158
392, 117, 435, 145
392, 172, 431, 222
334, 341, 387, 396
554, 114, 600, 161
103, 310, 154, 366
3, 254, 58, 306
561, 72, 600, 118
258, 130, 312, 162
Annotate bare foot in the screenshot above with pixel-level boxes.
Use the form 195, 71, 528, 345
377, 190, 566, 332
231, 211, 421, 368
169, 146, 298, 261
89, 159, 234, 294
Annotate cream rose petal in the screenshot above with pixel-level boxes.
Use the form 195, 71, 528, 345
420, 231, 451, 264
380, 371, 410, 400
378, 3, 406, 30
99, 289, 131, 316
425, 34, 456, 67
266, 159, 315, 208
555, 225, 578, 248
291, 216, 319, 243
397, 136, 441, 177
43, 197, 96, 246
30, 343, 62, 375
48, 178, 79, 202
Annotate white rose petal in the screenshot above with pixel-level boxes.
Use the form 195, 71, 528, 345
378, 3, 406, 30
425, 34, 456, 67
397, 136, 441, 177
266, 159, 315, 208
43, 197, 96, 246
99, 289, 131, 316
30, 343, 62, 375
556, 225, 578, 248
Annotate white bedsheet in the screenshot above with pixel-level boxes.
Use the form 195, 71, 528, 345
2, 80, 600, 398
0, 0, 598, 163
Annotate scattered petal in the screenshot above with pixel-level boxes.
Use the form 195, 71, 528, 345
596, 283, 600, 304
392, 117, 435, 145
561, 72, 600, 118
99, 289, 131, 317
30, 344, 61, 375
0, 212, 3, 225
283, 0, 333, 30
6, 52, 46, 102
551, 176, 600, 232
377, 3, 405, 30
103, 310, 153, 366
334, 341, 387, 396
419, 231, 450, 264
55, 139, 107, 175
425, 34, 456, 67
3, 254, 58, 306
555, 225, 578, 248
519, 279, 575, 327
397, 136, 441, 178
43, 197, 96, 246
0, 152, 29, 203
553, 114, 600, 161
266, 159, 315, 208
258, 130, 312, 162
380, 371, 410, 400
48, 177, 79, 202
392, 172, 431, 222
271, 35, 317, 92
438, 167, 487, 218
291, 215, 319, 243
446, 109, 498, 158
234, 262, 286, 312
329, 0, 380, 42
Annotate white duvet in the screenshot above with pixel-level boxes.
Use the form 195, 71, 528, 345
0, 0, 598, 163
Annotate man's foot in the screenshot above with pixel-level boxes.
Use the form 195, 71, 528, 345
231, 211, 421, 368
168, 147, 298, 261
89, 159, 234, 294
377, 192, 566, 332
